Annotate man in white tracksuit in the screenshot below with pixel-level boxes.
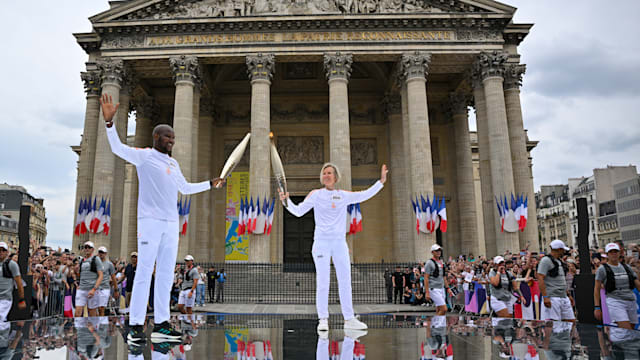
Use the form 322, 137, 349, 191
280, 162, 388, 331
100, 95, 223, 345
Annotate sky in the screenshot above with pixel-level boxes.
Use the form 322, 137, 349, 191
0, 1, 638, 250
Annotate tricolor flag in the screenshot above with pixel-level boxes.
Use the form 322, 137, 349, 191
254, 197, 266, 235
421, 195, 430, 234
347, 204, 354, 234
244, 196, 250, 234
95, 198, 107, 234
103, 200, 111, 235
248, 197, 255, 234
412, 198, 420, 234
84, 197, 96, 234
438, 196, 447, 233
520, 195, 529, 231
252, 197, 259, 234
355, 203, 363, 233
266, 198, 275, 235
496, 196, 504, 233
238, 197, 245, 236
431, 194, 440, 233
179, 197, 191, 236
420, 342, 428, 360
504, 193, 519, 233
90, 198, 105, 234
74, 198, 85, 236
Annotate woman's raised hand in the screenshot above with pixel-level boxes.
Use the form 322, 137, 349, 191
380, 164, 389, 184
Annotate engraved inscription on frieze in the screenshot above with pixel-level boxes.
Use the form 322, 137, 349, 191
276, 136, 324, 164
351, 138, 377, 166
224, 139, 250, 167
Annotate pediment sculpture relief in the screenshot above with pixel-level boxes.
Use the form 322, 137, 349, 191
148, 0, 440, 19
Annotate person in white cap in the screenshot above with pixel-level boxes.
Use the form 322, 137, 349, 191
100, 95, 224, 344
76, 241, 104, 317
279, 162, 388, 331
96, 246, 117, 316
536, 239, 575, 321
594, 242, 640, 329
177, 255, 199, 316
489, 256, 522, 318
0, 242, 25, 320
424, 244, 453, 316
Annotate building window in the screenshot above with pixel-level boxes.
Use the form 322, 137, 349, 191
591, 221, 595, 230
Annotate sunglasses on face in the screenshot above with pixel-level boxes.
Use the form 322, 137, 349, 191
84, 246, 93, 250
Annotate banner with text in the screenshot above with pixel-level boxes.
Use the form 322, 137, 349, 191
225, 172, 250, 262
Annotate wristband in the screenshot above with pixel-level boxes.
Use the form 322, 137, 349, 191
594, 306, 601, 310
106, 121, 114, 128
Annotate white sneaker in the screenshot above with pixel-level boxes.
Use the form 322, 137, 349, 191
344, 328, 368, 341
344, 317, 368, 330
317, 318, 329, 331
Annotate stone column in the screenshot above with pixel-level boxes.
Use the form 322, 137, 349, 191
169, 55, 201, 259
188, 88, 201, 256
246, 53, 274, 263
450, 92, 479, 256
109, 71, 135, 257
399, 51, 435, 261
90, 59, 124, 250
197, 97, 214, 259
72, 69, 101, 250
471, 70, 495, 257
385, 94, 412, 261
123, 95, 155, 257
323, 52, 354, 258
476, 51, 519, 253
504, 64, 540, 251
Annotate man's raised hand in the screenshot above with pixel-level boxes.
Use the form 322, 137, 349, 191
100, 94, 120, 124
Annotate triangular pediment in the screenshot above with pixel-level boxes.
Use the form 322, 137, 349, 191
91, 0, 515, 23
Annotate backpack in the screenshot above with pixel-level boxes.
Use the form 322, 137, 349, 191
184, 268, 194, 282
493, 270, 513, 292
429, 259, 446, 278
2, 260, 14, 279
80, 256, 98, 273
602, 263, 635, 293
545, 255, 567, 278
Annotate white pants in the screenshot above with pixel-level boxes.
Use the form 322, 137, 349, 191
178, 289, 195, 308
317, 336, 355, 360
541, 297, 575, 321
0, 299, 12, 322
312, 238, 354, 320
76, 289, 100, 309
130, 218, 179, 326
98, 289, 111, 307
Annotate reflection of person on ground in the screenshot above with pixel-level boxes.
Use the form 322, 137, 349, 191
75, 317, 102, 360
537, 240, 575, 322
424, 244, 452, 316
426, 315, 450, 360
491, 317, 517, 359
384, 268, 393, 303
178, 255, 199, 315
489, 256, 523, 318
392, 266, 404, 304
594, 242, 640, 330
280, 163, 387, 331
542, 321, 573, 360
97, 246, 118, 316
0, 242, 25, 321
0, 320, 23, 360
316, 329, 365, 360
75, 241, 104, 317
100, 95, 224, 344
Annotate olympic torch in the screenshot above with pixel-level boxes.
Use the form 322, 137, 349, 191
270, 132, 288, 207
217, 132, 251, 188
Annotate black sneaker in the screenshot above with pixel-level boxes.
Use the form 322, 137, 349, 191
151, 321, 182, 341
127, 325, 146, 344
152, 340, 179, 355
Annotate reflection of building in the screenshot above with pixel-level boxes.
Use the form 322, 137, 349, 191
72, 0, 539, 261
615, 176, 640, 244
0, 215, 18, 249
536, 185, 572, 249
0, 183, 47, 248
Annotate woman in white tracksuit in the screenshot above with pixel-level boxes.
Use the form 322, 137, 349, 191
280, 162, 388, 331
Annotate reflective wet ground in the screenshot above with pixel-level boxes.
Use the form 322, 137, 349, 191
7, 313, 638, 359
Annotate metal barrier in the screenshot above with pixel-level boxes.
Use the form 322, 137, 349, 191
185, 262, 415, 304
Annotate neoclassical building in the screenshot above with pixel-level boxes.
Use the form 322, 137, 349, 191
72, 0, 539, 263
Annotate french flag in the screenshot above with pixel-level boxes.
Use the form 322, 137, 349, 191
431, 194, 440, 233
95, 198, 107, 234
421, 195, 430, 234
350, 204, 357, 234
521, 195, 528, 231
496, 195, 504, 233
238, 197, 245, 236
90, 197, 105, 234
412, 198, 420, 234
178, 199, 184, 235
247, 197, 254, 234
252, 197, 259, 234
84, 197, 96, 234
355, 203, 363, 233
438, 196, 447, 233
420, 342, 427, 360
267, 198, 275, 235
74, 198, 85, 236
103, 200, 111, 235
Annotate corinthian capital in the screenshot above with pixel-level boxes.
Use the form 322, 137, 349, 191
504, 64, 526, 90
97, 58, 125, 87
169, 55, 201, 85
323, 52, 353, 81
246, 53, 275, 82
81, 70, 102, 96
475, 51, 509, 80
449, 92, 472, 115
399, 51, 431, 81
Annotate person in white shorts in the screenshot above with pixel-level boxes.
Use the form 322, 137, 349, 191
75, 241, 104, 317
100, 95, 223, 344
424, 244, 453, 316
536, 239, 575, 322
96, 246, 118, 316
178, 255, 199, 314
280, 162, 387, 332
594, 242, 640, 329
489, 256, 522, 318
0, 242, 25, 321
